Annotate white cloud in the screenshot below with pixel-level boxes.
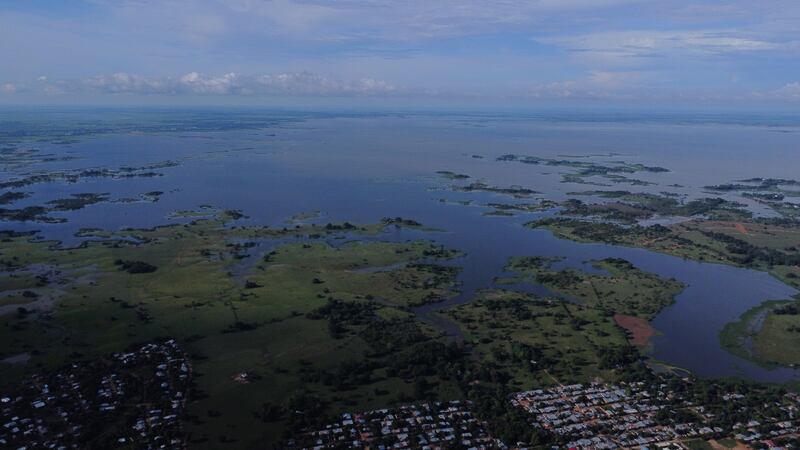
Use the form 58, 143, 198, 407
527, 71, 646, 99
253, 72, 395, 95
527, 81, 577, 99
4, 1, 800, 104
587, 70, 643, 87
779, 82, 800, 98
84, 73, 171, 94
27, 71, 398, 96
1, 83, 17, 94
755, 82, 800, 101
547, 30, 790, 62
178, 72, 241, 94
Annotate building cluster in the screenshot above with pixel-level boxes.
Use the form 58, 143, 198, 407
289, 380, 800, 450
511, 382, 800, 450
512, 382, 715, 449
727, 392, 800, 445
0, 339, 191, 449
6, 339, 800, 450
290, 400, 506, 449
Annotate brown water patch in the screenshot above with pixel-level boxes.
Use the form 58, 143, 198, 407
614, 313, 655, 347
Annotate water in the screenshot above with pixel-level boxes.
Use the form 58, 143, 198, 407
2, 110, 800, 382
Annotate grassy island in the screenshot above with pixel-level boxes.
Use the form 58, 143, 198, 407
528, 217, 800, 290
502, 256, 685, 320
559, 193, 751, 224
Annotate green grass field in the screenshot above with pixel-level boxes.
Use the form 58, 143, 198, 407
717, 298, 800, 368
0, 210, 465, 448
752, 305, 800, 366
443, 289, 641, 388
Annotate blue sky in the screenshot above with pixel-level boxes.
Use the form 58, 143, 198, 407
2, 0, 800, 106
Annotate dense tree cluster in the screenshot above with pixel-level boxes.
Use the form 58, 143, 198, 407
306, 298, 376, 339
701, 230, 800, 266
561, 196, 749, 223
381, 217, 423, 227
114, 259, 158, 274
533, 218, 675, 244
775, 302, 800, 315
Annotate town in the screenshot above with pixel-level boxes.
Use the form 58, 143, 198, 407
0, 340, 191, 449
292, 379, 800, 450
288, 400, 507, 449
2, 341, 800, 450
512, 380, 800, 449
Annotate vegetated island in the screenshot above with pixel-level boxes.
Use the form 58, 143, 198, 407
527, 216, 800, 289
435, 170, 470, 180
496, 256, 685, 350
481, 200, 560, 217
455, 181, 540, 198
497, 153, 669, 185
0, 193, 111, 223
560, 191, 752, 224
705, 178, 800, 219
0, 160, 179, 189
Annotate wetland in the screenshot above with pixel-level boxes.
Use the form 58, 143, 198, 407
3, 109, 800, 446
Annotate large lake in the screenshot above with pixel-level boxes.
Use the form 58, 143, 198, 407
2, 110, 800, 382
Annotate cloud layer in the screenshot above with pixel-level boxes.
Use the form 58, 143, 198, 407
4, 71, 397, 98
2, 0, 800, 103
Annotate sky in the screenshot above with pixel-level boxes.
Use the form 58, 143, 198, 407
1, 0, 800, 107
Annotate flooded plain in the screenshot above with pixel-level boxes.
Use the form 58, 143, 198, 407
2, 110, 800, 381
